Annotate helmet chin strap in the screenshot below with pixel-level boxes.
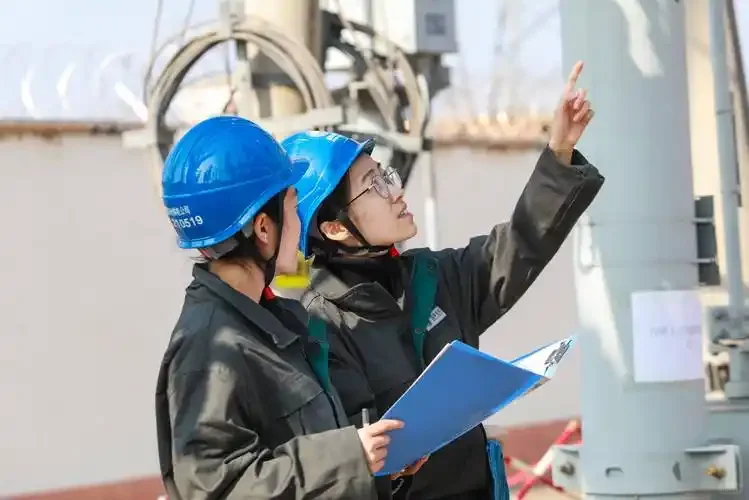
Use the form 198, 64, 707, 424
337, 213, 392, 254
308, 212, 392, 260
230, 192, 285, 289
260, 193, 285, 288
260, 242, 279, 289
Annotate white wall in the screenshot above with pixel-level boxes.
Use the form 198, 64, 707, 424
0, 133, 193, 495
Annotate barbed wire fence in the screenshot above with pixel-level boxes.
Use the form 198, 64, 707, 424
0, 0, 564, 135
0, 44, 145, 122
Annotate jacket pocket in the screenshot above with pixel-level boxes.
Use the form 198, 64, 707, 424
261, 371, 336, 441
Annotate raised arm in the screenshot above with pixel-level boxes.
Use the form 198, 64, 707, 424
436, 61, 604, 343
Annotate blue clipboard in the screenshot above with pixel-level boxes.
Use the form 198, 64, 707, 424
375, 337, 576, 476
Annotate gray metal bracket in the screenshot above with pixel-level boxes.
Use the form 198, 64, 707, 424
705, 304, 749, 399
336, 123, 425, 153
706, 305, 749, 349
218, 0, 243, 38
121, 106, 345, 150
551, 443, 741, 495
253, 106, 345, 138
122, 105, 429, 155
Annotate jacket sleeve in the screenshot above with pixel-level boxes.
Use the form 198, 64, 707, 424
435, 146, 604, 345
168, 362, 376, 499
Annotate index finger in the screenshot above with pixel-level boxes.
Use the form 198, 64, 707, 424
565, 60, 584, 90
369, 419, 405, 434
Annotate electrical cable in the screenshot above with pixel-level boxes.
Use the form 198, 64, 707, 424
487, 0, 509, 120
178, 0, 197, 47
331, 0, 396, 120
146, 16, 333, 160
145, 0, 166, 102
324, 11, 429, 184
327, 13, 426, 136
143, 4, 432, 188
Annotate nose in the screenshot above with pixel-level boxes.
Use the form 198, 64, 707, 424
389, 183, 404, 201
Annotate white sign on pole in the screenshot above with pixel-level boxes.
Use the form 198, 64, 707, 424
631, 290, 704, 383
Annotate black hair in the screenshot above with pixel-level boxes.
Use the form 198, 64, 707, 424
220, 191, 283, 264
316, 172, 351, 226
193, 190, 284, 266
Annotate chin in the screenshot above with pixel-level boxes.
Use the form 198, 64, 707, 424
393, 220, 418, 244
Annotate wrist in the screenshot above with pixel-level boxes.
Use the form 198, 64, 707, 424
548, 143, 574, 166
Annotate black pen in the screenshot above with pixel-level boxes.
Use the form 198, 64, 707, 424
361, 407, 370, 427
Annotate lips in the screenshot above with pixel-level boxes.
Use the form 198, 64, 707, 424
398, 204, 411, 218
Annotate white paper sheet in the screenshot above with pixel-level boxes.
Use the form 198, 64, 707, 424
511, 337, 575, 378
631, 290, 704, 383
510, 337, 576, 397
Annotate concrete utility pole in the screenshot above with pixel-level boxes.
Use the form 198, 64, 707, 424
242, 0, 321, 118
552, 0, 739, 498
705, 1, 749, 498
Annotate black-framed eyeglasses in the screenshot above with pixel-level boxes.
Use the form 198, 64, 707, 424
344, 164, 403, 208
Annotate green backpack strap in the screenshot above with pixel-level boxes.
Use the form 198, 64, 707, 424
307, 316, 331, 393
410, 254, 439, 370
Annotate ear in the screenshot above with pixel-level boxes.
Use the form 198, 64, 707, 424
252, 213, 272, 245
319, 220, 351, 242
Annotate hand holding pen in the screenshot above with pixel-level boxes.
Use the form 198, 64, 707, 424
357, 408, 429, 478
356, 407, 403, 474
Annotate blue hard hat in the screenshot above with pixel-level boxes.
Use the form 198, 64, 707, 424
162, 116, 305, 250
282, 131, 374, 257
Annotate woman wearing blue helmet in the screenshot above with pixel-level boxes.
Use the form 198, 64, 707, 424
283, 62, 604, 500
154, 116, 407, 500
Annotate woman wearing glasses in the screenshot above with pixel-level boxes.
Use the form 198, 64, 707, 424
282, 61, 604, 499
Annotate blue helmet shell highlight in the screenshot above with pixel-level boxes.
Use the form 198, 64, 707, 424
161, 116, 306, 250
282, 131, 374, 257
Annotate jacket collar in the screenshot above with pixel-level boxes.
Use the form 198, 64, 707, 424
308, 256, 408, 317
191, 265, 298, 349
